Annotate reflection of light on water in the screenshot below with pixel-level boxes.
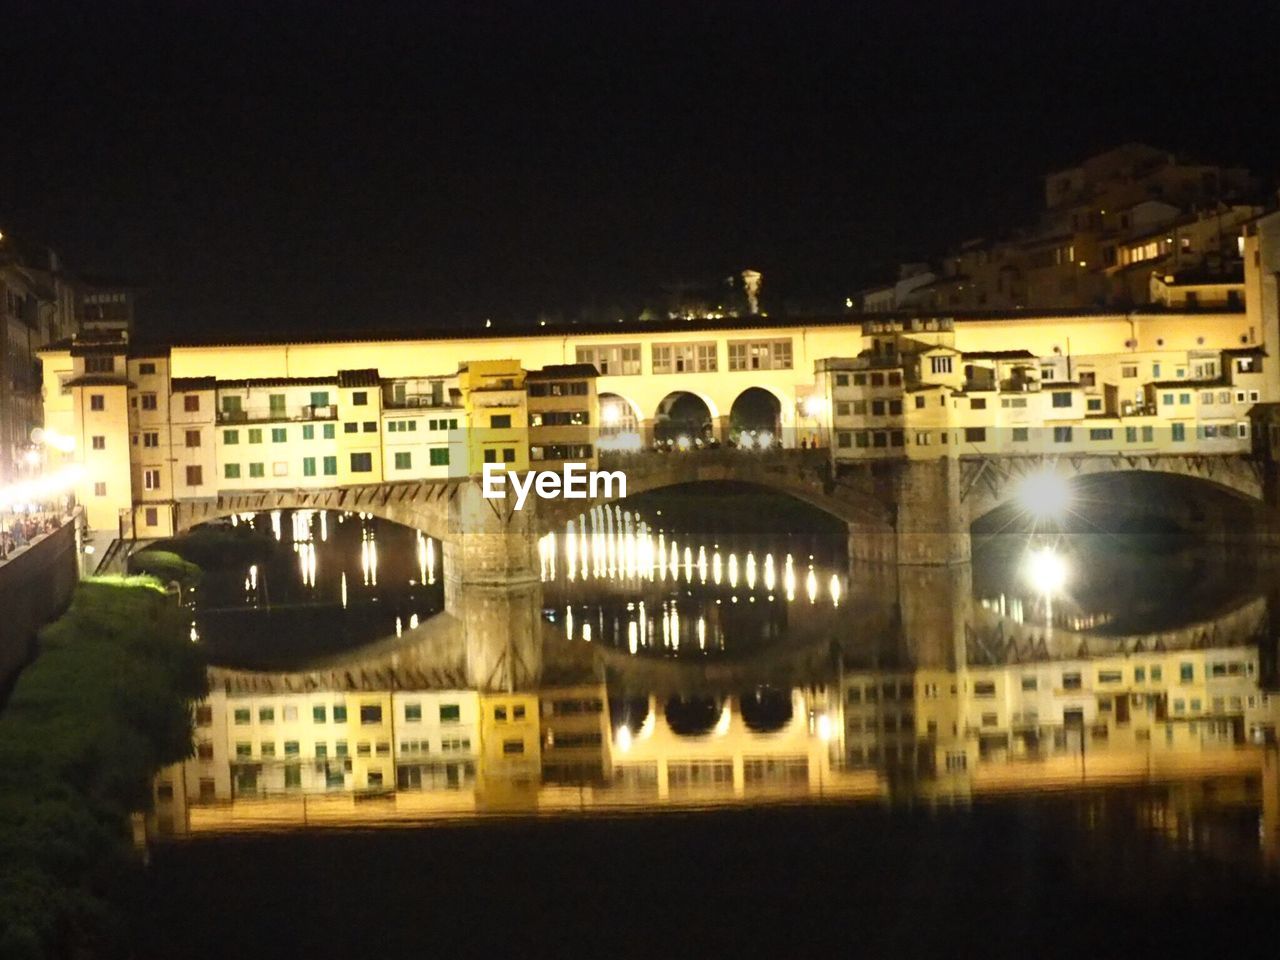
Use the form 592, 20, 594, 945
189, 622, 200, 644
340, 572, 348, 609
582, 621, 592, 643
409, 612, 419, 629
616, 725, 632, 752
271, 510, 282, 541
1024, 546, 1068, 596
628, 620, 638, 654
320, 510, 328, 542
764, 553, 776, 592
566, 605, 574, 640
710, 549, 720, 585
567, 521, 578, 580
714, 702, 731, 736
816, 713, 832, 741
418, 533, 429, 585
783, 555, 796, 602
395, 617, 402, 638
684, 546, 693, 581
670, 605, 680, 652
806, 565, 818, 604
830, 575, 842, 607
697, 615, 706, 650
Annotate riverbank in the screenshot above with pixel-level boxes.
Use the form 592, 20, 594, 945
0, 578, 206, 959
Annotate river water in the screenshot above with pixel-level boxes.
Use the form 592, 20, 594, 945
135, 492, 1280, 958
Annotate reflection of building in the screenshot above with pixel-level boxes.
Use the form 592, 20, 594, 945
816, 316, 1268, 462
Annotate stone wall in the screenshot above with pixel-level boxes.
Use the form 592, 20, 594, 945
0, 518, 79, 698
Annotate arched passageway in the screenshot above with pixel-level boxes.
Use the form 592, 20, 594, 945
654, 391, 713, 447
739, 686, 793, 733
729, 387, 782, 448
598, 392, 643, 452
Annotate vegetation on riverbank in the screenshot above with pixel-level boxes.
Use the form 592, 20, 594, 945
0, 577, 207, 959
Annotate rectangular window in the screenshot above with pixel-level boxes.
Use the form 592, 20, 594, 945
184, 395, 200, 412
184, 429, 201, 448
323, 423, 336, 439
1089, 428, 1113, 441
1012, 427, 1029, 442
186, 465, 203, 486
404, 703, 422, 722
223, 429, 239, 445
502, 739, 525, 755
963, 427, 986, 443
350, 452, 373, 473
490, 414, 512, 428
970, 398, 986, 410
322, 456, 337, 476
303, 457, 316, 477
143, 468, 161, 490
141, 393, 158, 410
143, 507, 159, 527
651, 341, 718, 373
224, 463, 241, 479
1063, 672, 1082, 691
302, 424, 314, 440
91, 435, 105, 450
1021, 676, 1037, 691
727, 338, 793, 371
1098, 671, 1122, 684
248, 428, 262, 444
1172, 423, 1186, 442
1180, 663, 1194, 682
574, 344, 642, 376
1053, 426, 1073, 443
362, 421, 377, 432
143, 431, 159, 448
269, 394, 286, 417
271, 427, 287, 443
344, 422, 358, 434
440, 704, 461, 723
333, 704, 348, 723
930, 355, 953, 374
249, 462, 265, 478
1051, 392, 1072, 408
86, 356, 114, 373
259, 707, 275, 723
313, 705, 327, 723
394, 451, 411, 470
1125, 426, 1137, 443
1142, 425, 1154, 442
352, 391, 368, 406
1121, 365, 1137, 378
311, 391, 330, 407
429, 448, 450, 466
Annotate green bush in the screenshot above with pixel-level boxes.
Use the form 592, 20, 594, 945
0, 578, 207, 958
127, 549, 203, 591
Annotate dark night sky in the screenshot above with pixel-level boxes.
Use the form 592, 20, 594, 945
1, 0, 1277, 338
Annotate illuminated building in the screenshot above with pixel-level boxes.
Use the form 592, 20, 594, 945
526, 364, 599, 473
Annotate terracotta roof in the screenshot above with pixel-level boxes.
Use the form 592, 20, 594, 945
337, 368, 380, 388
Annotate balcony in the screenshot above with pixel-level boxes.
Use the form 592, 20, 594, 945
216, 404, 337, 424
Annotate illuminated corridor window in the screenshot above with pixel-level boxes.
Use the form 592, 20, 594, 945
728, 338, 793, 371
394, 452, 412, 470
652, 341, 718, 374
224, 464, 241, 479
350, 452, 373, 472
322, 456, 337, 476
575, 344, 641, 375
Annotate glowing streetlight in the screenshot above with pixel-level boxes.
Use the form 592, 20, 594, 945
1015, 469, 1072, 522
601, 403, 622, 427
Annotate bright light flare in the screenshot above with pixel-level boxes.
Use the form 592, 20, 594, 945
1016, 469, 1072, 522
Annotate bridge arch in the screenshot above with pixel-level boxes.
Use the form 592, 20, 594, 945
962, 454, 1265, 531
729, 386, 783, 445
654, 390, 718, 445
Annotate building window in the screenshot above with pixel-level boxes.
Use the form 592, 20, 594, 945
185, 429, 201, 447
575, 344, 641, 376
502, 739, 525, 755
91, 435, 105, 450
837, 432, 851, 448
404, 703, 422, 722
491, 414, 512, 428
350, 452, 373, 473
344, 422, 358, 434
352, 391, 368, 406
1125, 426, 1137, 443
144, 507, 159, 527
1051, 392, 1072, 408
394, 451, 412, 470
429, 448, 450, 466
183, 394, 200, 412
323, 456, 337, 476
1180, 663, 1194, 682
1053, 426, 1073, 443
1172, 423, 1186, 442
142, 431, 159, 447
90, 481, 104, 498
1089, 428, 1113, 441
727, 338, 792, 371
249, 462, 265, 478
224, 464, 240, 479
303, 457, 316, 477
85, 356, 114, 373
224, 429, 239, 445
89, 394, 106, 412
323, 423, 336, 439
333, 704, 348, 722
963, 427, 986, 443
271, 427, 287, 443
362, 421, 377, 432
302, 424, 314, 440
930, 355, 953, 374
272, 461, 288, 477
248, 428, 262, 444
185, 465, 203, 486
969, 398, 986, 410
1121, 365, 1137, 378
1012, 427, 1029, 442
360, 704, 383, 724
1142, 425, 1154, 442
440, 704, 460, 723
651, 342, 718, 373
143, 468, 161, 490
